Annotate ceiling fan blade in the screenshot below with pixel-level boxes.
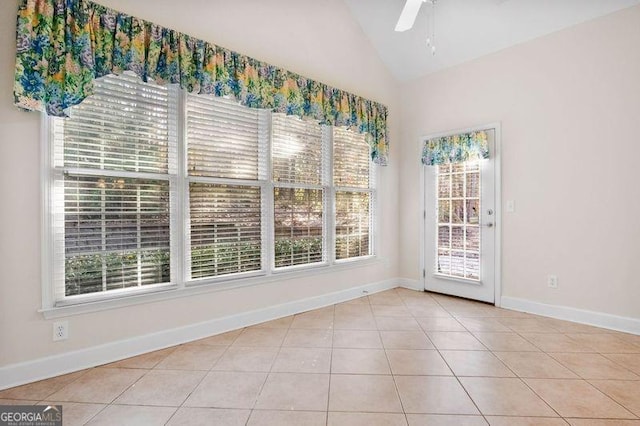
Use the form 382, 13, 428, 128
395, 0, 424, 32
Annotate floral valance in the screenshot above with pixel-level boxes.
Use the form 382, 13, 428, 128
422, 131, 489, 166
13, 0, 389, 165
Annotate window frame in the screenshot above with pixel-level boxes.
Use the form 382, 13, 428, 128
41, 76, 378, 314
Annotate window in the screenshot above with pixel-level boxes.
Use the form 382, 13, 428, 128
52, 74, 176, 300
272, 115, 327, 268
333, 128, 373, 260
186, 94, 267, 280
48, 73, 375, 305
435, 161, 480, 280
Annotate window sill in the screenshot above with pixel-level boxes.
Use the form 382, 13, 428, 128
40, 256, 383, 319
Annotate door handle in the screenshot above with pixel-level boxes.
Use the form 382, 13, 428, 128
482, 222, 494, 228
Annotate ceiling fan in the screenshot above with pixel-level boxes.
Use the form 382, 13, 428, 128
394, 0, 510, 32
394, 0, 434, 32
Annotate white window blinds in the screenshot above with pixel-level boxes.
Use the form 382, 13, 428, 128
52, 73, 175, 299
187, 95, 264, 180
333, 128, 373, 260
272, 114, 326, 268
186, 94, 267, 279
48, 73, 376, 306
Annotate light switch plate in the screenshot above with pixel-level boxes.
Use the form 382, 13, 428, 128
506, 200, 515, 213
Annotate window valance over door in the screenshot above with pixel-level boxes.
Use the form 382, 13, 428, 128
13, 0, 389, 165
422, 131, 489, 166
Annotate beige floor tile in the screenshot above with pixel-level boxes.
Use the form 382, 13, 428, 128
232, 328, 288, 347
248, 410, 326, 426
459, 377, 556, 417
448, 307, 500, 317
407, 304, 452, 317
254, 373, 329, 411
396, 376, 479, 414
376, 317, 422, 331
283, 328, 333, 348
524, 378, 635, 419
334, 313, 378, 330
549, 321, 614, 334
105, 348, 176, 369
188, 329, 243, 346
372, 304, 412, 317
212, 346, 279, 372
0, 370, 88, 400
309, 305, 336, 315
473, 333, 539, 352
590, 380, 640, 416
616, 333, 640, 347
86, 404, 175, 425
332, 348, 391, 374
339, 296, 371, 305
387, 350, 452, 375
401, 297, 440, 307
271, 347, 332, 373
416, 317, 467, 332
329, 374, 402, 413
457, 318, 511, 332
114, 369, 205, 406
155, 345, 225, 370
407, 414, 488, 425
494, 352, 578, 379
166, 407, 250, 426
498, 318, 560, 333
335, 303, 373, 316
47, 368, 145, 403
567, 420, 640, 425
369, 292, 405, 305
604, 354, 640, 375
567, 334, 640, 353
0, 399, 38, 405
427, 332, 486, 350
250, 316, 294, 329
333, 330, 383, 348
290, 313, 334, 330
330, 412, 408, 426
440, 351, 514, 377
38, 401, 105, 426
183, 371, 267, 409
486, 417, 568, 425
519, 333, 594, 352
380, 331, 435, 349
550, 353, 639, 380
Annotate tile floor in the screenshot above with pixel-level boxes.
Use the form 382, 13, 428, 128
1, 288, 640, 425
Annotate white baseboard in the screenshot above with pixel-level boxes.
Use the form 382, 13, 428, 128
501, 296, 640, 335
397, 278, 423, 291
0, 279, 400, 391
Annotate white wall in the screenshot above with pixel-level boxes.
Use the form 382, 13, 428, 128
0, 0, 400, 368
399, 5, 640, 320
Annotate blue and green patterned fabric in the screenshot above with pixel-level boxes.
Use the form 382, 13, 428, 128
422, 131, 489, 165
13, 0, 389, 165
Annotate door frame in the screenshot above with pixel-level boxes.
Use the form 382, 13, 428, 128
418, 122, 503, 307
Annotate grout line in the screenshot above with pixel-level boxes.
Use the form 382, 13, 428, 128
245, 312, 299, 425
424, 291, 490, 425
325, 304, 336, 426
164, 329, 241, 425
378, 289, 412, 426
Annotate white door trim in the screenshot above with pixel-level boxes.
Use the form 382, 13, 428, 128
418, 122, 502, 306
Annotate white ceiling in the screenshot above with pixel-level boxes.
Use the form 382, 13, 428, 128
343, 0, 640, 81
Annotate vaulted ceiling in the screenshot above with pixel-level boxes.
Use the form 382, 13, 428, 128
344, 0, 640, 81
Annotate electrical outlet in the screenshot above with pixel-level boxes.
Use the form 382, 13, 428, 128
506, 200, 515, 213
547, 275, 558, 289
53, 321, 68, 341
